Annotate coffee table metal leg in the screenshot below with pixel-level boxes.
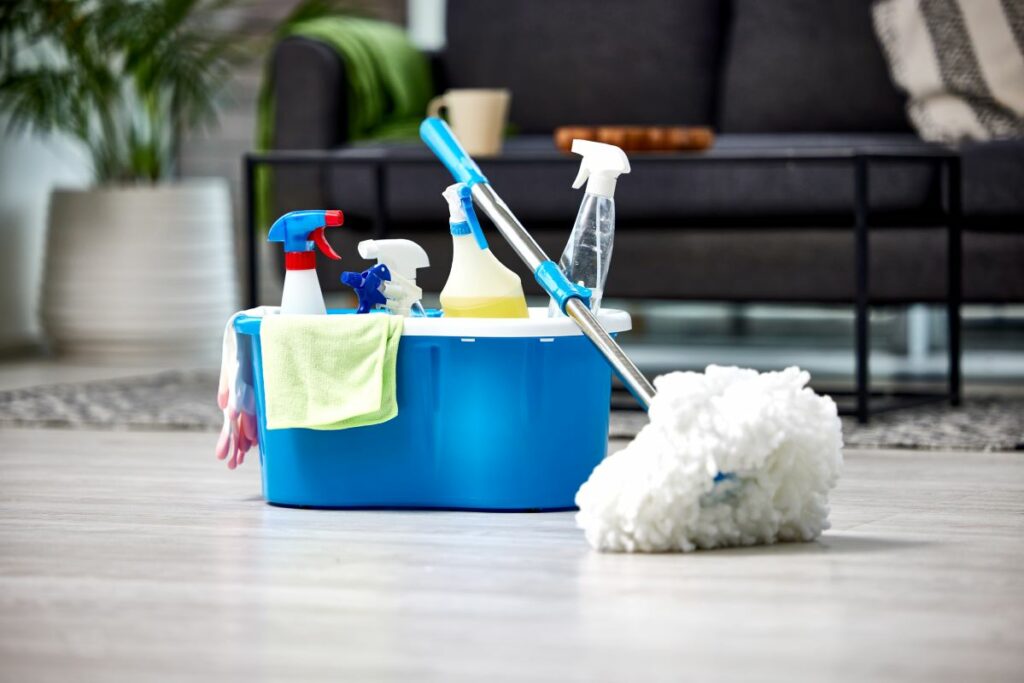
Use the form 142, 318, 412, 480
244, 155, 258, 309
944, 158, 963, 407
854, 157, 871, 423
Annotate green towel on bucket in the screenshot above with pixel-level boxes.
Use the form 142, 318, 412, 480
255, 15, 434, 232
261, 315, 403, 430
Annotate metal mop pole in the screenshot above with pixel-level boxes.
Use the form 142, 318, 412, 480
421, 118, 656, 410
471, 185, 656, 409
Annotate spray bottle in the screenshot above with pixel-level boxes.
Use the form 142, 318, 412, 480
358, 239, 429, 317
548, 140, 630, 316
267, 210, 344, 315
341, 239, 430, 316
440, 183, 528, 318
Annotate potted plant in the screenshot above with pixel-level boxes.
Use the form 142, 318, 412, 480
0, 0, 241, 360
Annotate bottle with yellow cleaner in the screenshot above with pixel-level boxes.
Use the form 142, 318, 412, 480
439, 182, 528, 318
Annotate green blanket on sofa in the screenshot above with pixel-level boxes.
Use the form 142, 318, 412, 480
255, 16, 434, 232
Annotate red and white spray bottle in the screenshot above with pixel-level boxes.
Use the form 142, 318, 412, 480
267, 209, 344, 314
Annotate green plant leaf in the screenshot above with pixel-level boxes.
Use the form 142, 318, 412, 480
0, 0, 241, 184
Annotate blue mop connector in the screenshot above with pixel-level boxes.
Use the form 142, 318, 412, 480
444, 182, 489, 250
341, 264, 392, 314
267, 210, 344, 257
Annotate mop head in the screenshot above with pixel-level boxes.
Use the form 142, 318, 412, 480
576, 365, 843, 553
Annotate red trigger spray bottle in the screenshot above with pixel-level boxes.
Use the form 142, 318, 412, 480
267, 210, 344, 314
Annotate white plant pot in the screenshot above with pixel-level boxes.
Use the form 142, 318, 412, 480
42, 180, 238, 362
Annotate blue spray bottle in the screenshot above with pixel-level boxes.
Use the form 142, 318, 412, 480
267, 210, 344, 314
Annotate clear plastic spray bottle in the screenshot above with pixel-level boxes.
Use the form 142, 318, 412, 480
549, 140, 630, 316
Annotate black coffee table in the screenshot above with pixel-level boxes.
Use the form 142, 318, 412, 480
242, 145, 962, 423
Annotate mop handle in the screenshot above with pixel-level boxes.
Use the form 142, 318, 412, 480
420, 118, 657, 410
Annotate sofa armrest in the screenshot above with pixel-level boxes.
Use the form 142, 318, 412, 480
267, 36, 349, 223
270, 36, 349, 150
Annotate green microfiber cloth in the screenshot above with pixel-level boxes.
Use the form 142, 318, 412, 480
255, 15, 434, 233
261, 314, 403, 430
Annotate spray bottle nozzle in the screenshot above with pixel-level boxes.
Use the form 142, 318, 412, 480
322, 210, 343, 226
442, 182, 489, 250
571, 140, 631, 199
341, 264, 392, 314
267, 209, 345, 259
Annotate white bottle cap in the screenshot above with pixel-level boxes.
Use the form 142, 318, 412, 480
443, 183, 467, 223
571, 139, 631, 199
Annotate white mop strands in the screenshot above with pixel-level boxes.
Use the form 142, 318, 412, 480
576, 365, 844, 553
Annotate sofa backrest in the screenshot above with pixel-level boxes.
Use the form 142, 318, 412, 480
717, 0, 911, 132
443, 0, 911, 134
443, 0, 726, 133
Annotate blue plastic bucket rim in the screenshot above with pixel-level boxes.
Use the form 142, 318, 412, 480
235, 307, 632, 338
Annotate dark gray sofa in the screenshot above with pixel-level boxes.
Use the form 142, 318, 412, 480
267, 0, 1024, 304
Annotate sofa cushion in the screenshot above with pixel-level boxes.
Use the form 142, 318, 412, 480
325, 134, 955, 227
718, 0, 911, 133
442, 0, 725, 133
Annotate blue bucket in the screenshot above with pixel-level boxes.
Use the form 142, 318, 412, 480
235, 308, 632, 510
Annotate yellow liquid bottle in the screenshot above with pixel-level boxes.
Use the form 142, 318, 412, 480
440, 183, 529, 319
440, 295, 529, 318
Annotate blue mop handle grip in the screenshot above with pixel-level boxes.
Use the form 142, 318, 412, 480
419, 117, 489, 186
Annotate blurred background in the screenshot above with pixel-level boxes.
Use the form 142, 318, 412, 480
1, 0, 1021, 412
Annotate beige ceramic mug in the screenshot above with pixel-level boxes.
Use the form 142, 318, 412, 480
427, 88, 511, 156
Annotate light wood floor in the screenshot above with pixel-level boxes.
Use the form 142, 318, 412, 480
0, 428, 1021, 682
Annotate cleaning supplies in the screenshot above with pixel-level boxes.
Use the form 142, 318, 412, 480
440, 182, 528, 318
260, 314, 403, 430
575, 366, 843, 553
341, 264, 392, 314
232, 308, 633, 509
267, 209, 344, 314
421, 118, 844, 552
420, 117, 653, 407
357, 239, 429, 316
549, 139, 630, 317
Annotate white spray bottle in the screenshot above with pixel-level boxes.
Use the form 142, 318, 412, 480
549, 140, 630, 316
356, 239, 430, 316
267, 210, 344, 314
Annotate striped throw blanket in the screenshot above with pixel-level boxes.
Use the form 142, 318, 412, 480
873, 0, 1024, 141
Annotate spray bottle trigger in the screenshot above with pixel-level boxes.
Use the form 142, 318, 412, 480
572, 165, 590, 189
310, 228, 341, 260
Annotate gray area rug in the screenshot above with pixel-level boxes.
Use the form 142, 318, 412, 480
0, 371, 1021, 452
0, 371, 220, 432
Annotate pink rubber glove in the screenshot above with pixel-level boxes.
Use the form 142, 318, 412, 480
217, 380, 259, 469
217, 308, 274, 469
